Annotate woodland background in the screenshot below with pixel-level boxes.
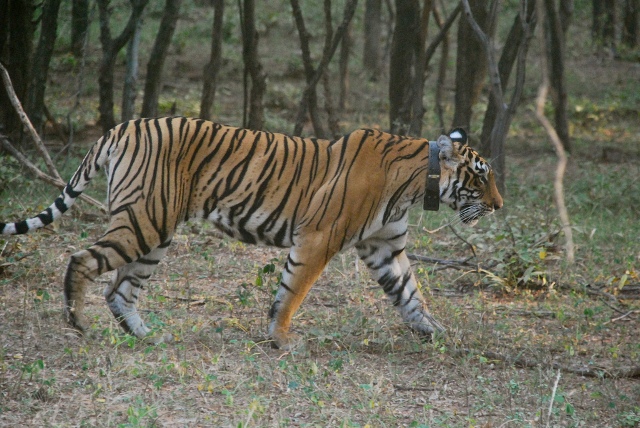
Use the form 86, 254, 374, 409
0, 0, 639, 426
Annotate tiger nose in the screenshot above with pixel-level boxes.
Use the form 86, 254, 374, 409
493, 196, 503, 210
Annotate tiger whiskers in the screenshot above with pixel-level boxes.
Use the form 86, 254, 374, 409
424, 204, 493, 234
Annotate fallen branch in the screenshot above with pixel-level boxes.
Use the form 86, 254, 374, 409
159, 294, 232, 308
407, 253, 477, 271
603, 310, 639, 325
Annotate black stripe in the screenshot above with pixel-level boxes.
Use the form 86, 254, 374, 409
15, 221, 29, 234
36, 208, 54, 226
279, 281, 295, 294
54, 196, 68, 213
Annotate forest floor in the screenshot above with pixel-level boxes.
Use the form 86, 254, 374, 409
1, 2, 639, 427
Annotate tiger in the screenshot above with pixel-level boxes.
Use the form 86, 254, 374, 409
1, 117, 502, 350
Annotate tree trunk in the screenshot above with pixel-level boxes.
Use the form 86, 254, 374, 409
363, 0, 382, 77
389, 0, 419, 134
200, 0, 224, 120
480, 0, 535, 155
291, 0, 358, 137
432, 4, 451, 132
140, 0, 181, 118
339, 22, 351, 110
26, 0, 62, 134
559, 0, 573, 37
545, 0, 571, 153
122, 20, 142, 121
0, 0, 35, 136
462, 0, 534, 193
407, 0, 431, 136
289, 0, 325, 136
452, 0, 489, 131
240, 0, 266, 130
592, 0, 616, 48
97, 0, 148, 132
622, 0, 638, 47
71, 0, 89, 58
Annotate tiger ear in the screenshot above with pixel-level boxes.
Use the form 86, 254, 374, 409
436, 135, 454, 160
449, 127, 467, 143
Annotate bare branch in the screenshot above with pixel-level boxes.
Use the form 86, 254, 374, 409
0, 135, 106, 212
424, 2, 461, 73
0, 63, 61, 181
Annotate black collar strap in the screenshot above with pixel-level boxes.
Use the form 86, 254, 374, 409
423, 141, 441, 211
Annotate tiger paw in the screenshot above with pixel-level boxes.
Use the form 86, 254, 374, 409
407, 312, 446, 341
143, 332, 174, 345
65, 308, 90, 334
271, 330, 302, 351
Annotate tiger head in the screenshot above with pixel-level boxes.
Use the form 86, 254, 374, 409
437, 129, 503, 226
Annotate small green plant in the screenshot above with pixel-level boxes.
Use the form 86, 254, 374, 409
120, 397, 158, 428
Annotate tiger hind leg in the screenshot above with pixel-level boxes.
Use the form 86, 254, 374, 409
64, 240, 142, 335
103, 240, 172, 339
63, 213, 167, 337
356, 241, 445, 339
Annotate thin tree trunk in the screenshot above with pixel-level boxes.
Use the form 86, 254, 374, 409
26, 0, 62, 134
462, 0, 533, 193
593, 0, 616, 48
432, 4, 451, 133
545, 0, 571, 153
338, 22, 351, 110
452, 0, 489, 130
97, 0, 148, 132
407, 0, 431, 136
535, 0, 574, 264
0, 0, 34, 136
239, 0, 266, 130
622, 0, 638, 47
71, 0, 89, 58
323, 1, 340, 136
290, 0, 327, 137
200, 0, 224, 120
363, 0, 382, 77
140, 0, 182, 118
122, 20, 142, 121
389, 0, 419, 134
291, 0, 358, 137
559, 0, 573, 37
480, 0, 536, 155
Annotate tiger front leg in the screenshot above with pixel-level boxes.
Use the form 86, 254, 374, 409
356, 241, 445, 339
268, 244, 334, 350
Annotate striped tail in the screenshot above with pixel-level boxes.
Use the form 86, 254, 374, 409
1, 124, 118, 236
0, 184, 84, 235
